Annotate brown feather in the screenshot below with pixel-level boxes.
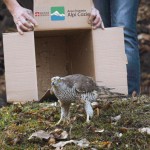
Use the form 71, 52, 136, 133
62, 74, 99, 93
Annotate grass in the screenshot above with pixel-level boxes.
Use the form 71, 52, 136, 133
0, 95, 150, 150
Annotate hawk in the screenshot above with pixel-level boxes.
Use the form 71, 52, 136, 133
51, 74, 122, 124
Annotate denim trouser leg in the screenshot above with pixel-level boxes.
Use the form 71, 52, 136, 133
94, 0, 111, 27
95, 0, 140, 95
110, 0, 140, 95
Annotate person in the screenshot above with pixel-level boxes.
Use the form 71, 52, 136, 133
93, 0, 140, 96
3, 0, 140, 96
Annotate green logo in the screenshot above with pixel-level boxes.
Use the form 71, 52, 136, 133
51, 7, 65, 21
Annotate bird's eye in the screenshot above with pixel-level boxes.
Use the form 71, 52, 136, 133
58, 78, 61, 82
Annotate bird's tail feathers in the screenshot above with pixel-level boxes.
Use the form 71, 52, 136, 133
98, 86, 126, 98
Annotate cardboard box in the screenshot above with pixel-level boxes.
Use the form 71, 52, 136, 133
3, 0, 128, 102
34, 0, 92, 31
3, 28, 128, 102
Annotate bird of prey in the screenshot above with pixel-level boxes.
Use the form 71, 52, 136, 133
51, 74, 122, 124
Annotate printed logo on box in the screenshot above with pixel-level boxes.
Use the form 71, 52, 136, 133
35, 12, 40, 16
51, 7, 65, 21
35, 11, 49, 17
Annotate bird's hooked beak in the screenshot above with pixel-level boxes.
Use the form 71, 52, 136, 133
51, 81, 55, 86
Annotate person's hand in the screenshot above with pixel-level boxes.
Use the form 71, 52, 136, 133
88, 7, 104, 29
12, 6, 38, 35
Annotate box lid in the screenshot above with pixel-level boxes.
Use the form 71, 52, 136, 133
3, 32, 38, 102
92, 27, 128, 94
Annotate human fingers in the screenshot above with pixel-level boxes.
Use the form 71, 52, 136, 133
88, 7, 105, 30
93, 10, 104, 30
101, 21, 105, 29
93, 10, 100, 26
16, 20, 30, 33
93, 18, 105, 29
23, 11, 38, 26
19, 16, 34, 29
88, 7, 97, 25
16, 23, 24, 35
93, 21, 101, 30
93, 21, 105, 30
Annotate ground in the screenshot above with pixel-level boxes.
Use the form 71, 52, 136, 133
0, 96, 149, 150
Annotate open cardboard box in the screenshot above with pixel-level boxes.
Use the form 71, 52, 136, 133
3, 28, 128, 102
3, 0, 128, 102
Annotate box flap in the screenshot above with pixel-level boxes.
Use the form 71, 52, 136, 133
92, 27, 128, 94
34, 0, 92, 31
3, 32, 38, 102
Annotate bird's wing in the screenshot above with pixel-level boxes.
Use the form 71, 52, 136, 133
63, 74, 125, 97
63, 74, 98, 93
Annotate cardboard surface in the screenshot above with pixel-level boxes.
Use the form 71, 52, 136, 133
92, 27, 128, 94
35, 35, 69, 98
34, 0, 92, 31
3, 32, 38, 102
67, 30, 95, 77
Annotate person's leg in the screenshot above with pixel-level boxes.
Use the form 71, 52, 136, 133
110, 0, 140, 95
94, 0, 111, 27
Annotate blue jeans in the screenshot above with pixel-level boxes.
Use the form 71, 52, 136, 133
94, 0, 140, 95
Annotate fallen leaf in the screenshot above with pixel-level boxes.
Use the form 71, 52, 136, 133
96, 108, 100, 116
91, 102, 99, 108
99, 141, 112, 148
122, 98, 128, 101
91, 148, 98, 150
92, 141, 112, 149
52, 138, 90, 149
28, 130, 51, 140
125, 144, 129, 148
115, 132, 123, 138
103, 102, 112, 110
75, 138, 90, 148
48, 137, 56, 145
95, 129, 104, 133
111, 115, 121, 122
76, 114, 85, 122
70, 116, 77, 123
13, 137, 21, 145
138, 127, 150, 135
52, 140, 75, 148
59, 131, 68, 140
119, 127, 128, 133
132, 91, 137, 98
50, 128, 68, 140
56, 147, 63, 150
41, 145, 50, 150
77, 114, 85, 117
12, 106, 22, 113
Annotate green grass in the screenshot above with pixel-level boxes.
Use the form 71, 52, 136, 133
0, 96, 150, 150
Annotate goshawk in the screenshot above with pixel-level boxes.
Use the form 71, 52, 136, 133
51, 74, 120, 124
